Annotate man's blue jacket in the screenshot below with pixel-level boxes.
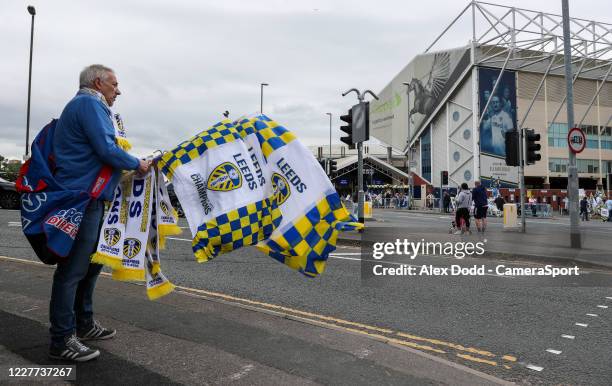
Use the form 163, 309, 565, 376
53, 90, 139, 201
17, 90, 139, 261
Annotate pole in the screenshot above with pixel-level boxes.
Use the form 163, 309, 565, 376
327, 113, 332, 160
25, 6, 36, 159
562, 0, 581, 248
357, 141, 364, 223
357, 93, 365, 223
260, 83, 268, 115
342, 88, 378, 223
519, 128, 526, 232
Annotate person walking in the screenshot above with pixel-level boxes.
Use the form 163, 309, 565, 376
494, 195, 505, 212
471, 181, 488, 232
47, 65, 150, 362
454, 183, 472, 235
580, 196, 589, 221
443, 191, 451, 213
605, 196, 612, 222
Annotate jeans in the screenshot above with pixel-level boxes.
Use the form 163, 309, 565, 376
49, 200, 104, 348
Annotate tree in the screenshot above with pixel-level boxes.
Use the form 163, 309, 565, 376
0, 155, 21, 182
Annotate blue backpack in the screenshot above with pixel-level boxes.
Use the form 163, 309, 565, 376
16, 120, 112, 264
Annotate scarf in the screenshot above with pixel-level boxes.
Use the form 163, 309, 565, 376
79, 88, 131, 151
235, 115, 363, 277
157, 120, 281, 263
92, 167, 179, 299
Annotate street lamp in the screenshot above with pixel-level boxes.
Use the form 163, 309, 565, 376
25, 5, 36, 159
326, 112, 332, 160
260, 83, 268, 114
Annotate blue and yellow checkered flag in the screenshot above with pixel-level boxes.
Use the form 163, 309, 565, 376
158, 120, 282, 262
234, 116, 363, 277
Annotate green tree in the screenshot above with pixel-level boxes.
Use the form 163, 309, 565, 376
0, 155, 21, 182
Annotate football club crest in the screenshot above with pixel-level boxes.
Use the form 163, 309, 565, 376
159, 200, 171, 216
207, 162, 242, 191
123, 238, 142, 259
104, 228, 121, 246
271, 173, 291, 205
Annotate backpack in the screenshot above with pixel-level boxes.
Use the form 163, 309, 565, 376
16, 119, 112, 265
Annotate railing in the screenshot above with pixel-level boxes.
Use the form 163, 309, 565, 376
371, 197, 411, 209
344, 197, 554, 218
518, 203, 553, 218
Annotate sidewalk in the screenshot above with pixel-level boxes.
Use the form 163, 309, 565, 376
339, 222, 612, 270
0, 257, 510, 385
373, 207, 563, 219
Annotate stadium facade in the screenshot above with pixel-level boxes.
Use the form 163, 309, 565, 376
369, 1, 612, 193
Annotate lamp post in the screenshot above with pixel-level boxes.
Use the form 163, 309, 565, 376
25, 5, 36, 159
561, 0, 580, 248
326, 112, 332, 160
260, 83, 268, 115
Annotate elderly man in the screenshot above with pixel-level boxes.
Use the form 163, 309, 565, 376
49, 64, 149, 362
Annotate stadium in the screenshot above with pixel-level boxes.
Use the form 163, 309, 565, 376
327, 2, 612, 209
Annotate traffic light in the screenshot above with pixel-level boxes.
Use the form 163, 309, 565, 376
504, 130, 520, 166
318, 159, 326, 170
328, 159, 337, 175
441, 170, 448, 185
340, 108, 353, 147
525, 128, 541, 165
352, 101, 370, 143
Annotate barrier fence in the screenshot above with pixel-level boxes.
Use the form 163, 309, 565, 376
345, 197, 554, 218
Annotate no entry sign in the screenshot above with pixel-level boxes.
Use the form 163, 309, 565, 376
567, 127, 586, 154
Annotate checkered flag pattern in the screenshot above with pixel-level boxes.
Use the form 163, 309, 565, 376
158, 120, 242, 180
257, 193, 363, 278
192, 197, 282, 262
158, 114, 363, 278
234, 116, 297, 159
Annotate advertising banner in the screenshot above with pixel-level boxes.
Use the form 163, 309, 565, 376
369, 47, 470, 151
478, 67, 519, 187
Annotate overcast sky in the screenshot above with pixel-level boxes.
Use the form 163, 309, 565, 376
1, 0, 610, 160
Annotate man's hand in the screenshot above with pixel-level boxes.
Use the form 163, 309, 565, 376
137, 159, 151, 176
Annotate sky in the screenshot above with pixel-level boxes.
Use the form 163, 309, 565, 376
1, 0, 610, 160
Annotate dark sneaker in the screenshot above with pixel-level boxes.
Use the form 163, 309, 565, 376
49, 335, 100, 362
77, 320, 116, 341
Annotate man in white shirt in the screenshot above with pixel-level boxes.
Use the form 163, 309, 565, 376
489, 96, 514, 155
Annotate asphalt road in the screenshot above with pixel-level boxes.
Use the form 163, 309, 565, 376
1, 208, 611, 385
372, 208, 612, 232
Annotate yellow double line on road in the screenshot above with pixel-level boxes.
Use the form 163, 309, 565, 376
0, 255, 518, 369
173, 284, 518, 369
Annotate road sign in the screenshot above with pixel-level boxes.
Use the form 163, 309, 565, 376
567, 127, 586, 153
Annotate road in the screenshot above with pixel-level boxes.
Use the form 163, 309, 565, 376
1, 208, 611, 385
371, 208, 612, 233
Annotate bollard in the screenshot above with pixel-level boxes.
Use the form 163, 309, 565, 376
503, 203, 519, 228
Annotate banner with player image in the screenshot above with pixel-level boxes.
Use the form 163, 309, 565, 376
478, 67, 519, 187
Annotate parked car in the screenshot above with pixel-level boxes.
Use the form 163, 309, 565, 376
165, 183, 184, 217
0, 177, 20, 209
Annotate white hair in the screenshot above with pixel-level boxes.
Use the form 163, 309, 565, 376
79, 64, 114, 88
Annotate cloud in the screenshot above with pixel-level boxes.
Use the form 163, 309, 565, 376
1, 0, 610, 159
